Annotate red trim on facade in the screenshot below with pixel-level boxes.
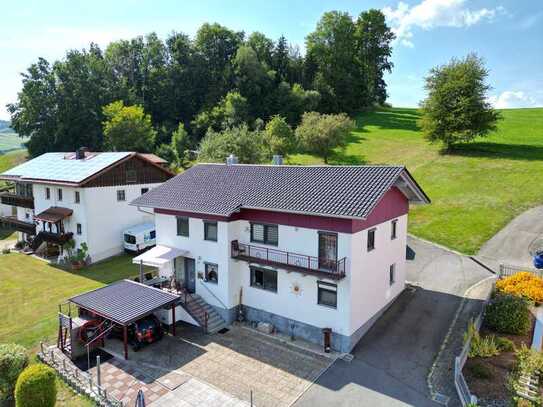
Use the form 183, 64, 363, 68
154, 187, 409, 234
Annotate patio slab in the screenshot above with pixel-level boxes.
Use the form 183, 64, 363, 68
103, 324, 332, 407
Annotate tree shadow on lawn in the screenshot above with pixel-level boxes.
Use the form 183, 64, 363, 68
445, 142, 543, 162
357, 108, 422, 133
329, 132, 368, 165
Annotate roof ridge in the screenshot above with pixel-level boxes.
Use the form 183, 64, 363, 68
196, 162, 405, 168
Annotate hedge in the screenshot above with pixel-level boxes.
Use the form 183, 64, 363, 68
0, 344, 29, 400
15, 364, 57, 407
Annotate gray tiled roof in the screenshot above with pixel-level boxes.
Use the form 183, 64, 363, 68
69, 280, 179, 325
131, 164, 428, 219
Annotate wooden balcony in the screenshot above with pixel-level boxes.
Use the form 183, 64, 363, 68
0, 193, 34, 209
231, 240, 346, 280
0, 216, 36, 235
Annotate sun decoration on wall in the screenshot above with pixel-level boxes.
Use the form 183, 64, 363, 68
291, 282, 302, 296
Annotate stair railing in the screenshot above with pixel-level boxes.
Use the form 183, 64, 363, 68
199, 280, 228, 310
179, 288, 209, 333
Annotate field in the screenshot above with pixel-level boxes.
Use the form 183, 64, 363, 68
0, 131, 27, 154
290, 108, 543, 254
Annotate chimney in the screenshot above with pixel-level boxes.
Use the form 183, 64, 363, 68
272, 155, 283, 165
226, 154, 238, 165
76, 147, 89, 160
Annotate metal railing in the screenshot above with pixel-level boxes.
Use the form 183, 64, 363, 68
38, 342, 123, 407
199, 279, 228, 309
455, 313, 481, 406
231, 240, 346, 279
179, 287, 209, 333
499, 263, 542, 278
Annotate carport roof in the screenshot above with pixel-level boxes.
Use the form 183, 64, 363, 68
69, 280, 179, 325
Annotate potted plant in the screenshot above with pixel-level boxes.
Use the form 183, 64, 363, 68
63, 240, 88, 270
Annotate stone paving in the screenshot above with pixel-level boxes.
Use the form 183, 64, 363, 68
104, 324, 332, 407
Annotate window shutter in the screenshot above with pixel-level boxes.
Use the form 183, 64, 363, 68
266, 225, 278, 245
252, 224, 265, 242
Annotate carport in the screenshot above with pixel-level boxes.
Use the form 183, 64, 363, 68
68, 280, 180, 359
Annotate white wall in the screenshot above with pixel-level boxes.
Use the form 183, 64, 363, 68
349, 214, 408, 335
154, 212, 408, 338
30, 183, 160, 262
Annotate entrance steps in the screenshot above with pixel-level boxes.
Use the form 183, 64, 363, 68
179, 292, 227, 334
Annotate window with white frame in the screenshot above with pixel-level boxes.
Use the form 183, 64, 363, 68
204, 221, 218, 241
57, 188, 63, 201
391, 220, 397, 240
176, 217, 189, 236
45, 187, 50, 200
75, 191, 80, 204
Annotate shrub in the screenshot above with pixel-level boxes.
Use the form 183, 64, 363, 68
15, 364, 56, 407
468, 362, 492, 380
0, 344, 29, 400
515, 345, 543, 376
484, 294, 531, 335
496, 336, 515, 352
496, 272, 543, 303
2, 248, 10, 254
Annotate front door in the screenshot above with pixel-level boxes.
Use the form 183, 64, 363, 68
318, 232, 338, 271
184, 258, 196, 293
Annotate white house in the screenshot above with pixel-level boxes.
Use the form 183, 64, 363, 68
130, 161, 430, 352
0, 149, 173, 262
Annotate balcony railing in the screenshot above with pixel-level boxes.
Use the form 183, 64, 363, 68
0, 193, 34, 209
231, 240, 346, 280
0, 216, 36, 235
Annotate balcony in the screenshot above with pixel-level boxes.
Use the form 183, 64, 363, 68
0, 193, 34, 209
0, 216, 36, 235
231, 240, 346, 280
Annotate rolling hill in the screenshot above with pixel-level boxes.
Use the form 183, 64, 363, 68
290, 108, 543, 254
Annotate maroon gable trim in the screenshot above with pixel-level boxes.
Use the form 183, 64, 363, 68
154, 187, 409, 233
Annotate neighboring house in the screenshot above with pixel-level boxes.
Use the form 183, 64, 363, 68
131, 161, 430, 352
0, 149, 173, 262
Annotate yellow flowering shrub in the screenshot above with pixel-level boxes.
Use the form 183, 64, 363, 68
496, 272, 543, 303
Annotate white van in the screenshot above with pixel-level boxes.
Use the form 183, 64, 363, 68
123, 222, 156, 253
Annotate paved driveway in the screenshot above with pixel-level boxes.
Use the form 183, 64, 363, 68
478, 205, 543, 270
295, 237, 492, 407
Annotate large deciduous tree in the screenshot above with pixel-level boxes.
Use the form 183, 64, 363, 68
420, 54, 501, 150
295, 112, 354, 163
264, 115, 295, 157
102, 101, 156, 152
199, 124, 266, 164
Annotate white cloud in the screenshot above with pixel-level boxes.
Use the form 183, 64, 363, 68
383, 0, 504, 47
488, 91, 541, 109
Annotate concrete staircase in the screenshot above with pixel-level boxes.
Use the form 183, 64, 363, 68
179, 292, 227, 334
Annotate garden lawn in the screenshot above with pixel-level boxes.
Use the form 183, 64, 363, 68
289, 108, 543, 254
0, 253, 142, 349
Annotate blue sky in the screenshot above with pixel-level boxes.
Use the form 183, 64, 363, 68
1, 0, 542, 120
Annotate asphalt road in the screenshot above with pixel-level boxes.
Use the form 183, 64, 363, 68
294, 237, 491, 407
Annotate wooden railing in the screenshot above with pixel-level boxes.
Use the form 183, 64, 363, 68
231, 240, 346, 280
0, 215, 36, 235
0, 193, 34, 209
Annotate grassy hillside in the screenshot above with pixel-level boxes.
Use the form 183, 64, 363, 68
0, 131, 27, 153
290, 108, 543, 254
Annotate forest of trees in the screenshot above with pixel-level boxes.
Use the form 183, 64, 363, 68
7, 9, 395, 161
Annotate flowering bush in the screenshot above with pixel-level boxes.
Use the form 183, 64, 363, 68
496, 272, 543, 303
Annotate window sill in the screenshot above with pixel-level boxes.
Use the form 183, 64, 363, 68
249, 285, 277, 294
317, 303, 337, 310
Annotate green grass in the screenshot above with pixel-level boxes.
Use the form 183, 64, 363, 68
0, 253, 143, 406
0, 253, 142, 348
289, 107, 543, 254
0, 132, 27, 154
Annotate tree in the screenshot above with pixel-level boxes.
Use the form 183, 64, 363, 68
272, 35, 290, 82
306, 11, 359, 113
247, 32, 274, 68
355, 10, 395, 105
155, 143, 177, 165
295, 112, 354, 163
265, 115, 295, 156
170, 122, 191, 167
420, 54, 501, 149
102, 100, 157, 152
199, 124, 266, 164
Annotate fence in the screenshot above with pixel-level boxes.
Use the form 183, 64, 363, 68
454, 307, 488, 406
499, 263, 541, 278
38, 342, 123, 407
